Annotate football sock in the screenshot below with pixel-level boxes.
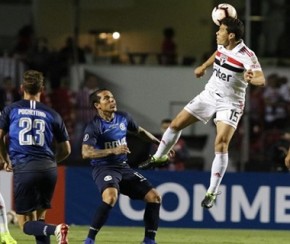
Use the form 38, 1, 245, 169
143, 203, 160, 240
35, 235, 50, 244
208, 152, 228, 194
88, 201, 112, 240
35, 219, 50, 244
154, 127, 181, 158
23, 221, 56, 236
0, 193, 9, 233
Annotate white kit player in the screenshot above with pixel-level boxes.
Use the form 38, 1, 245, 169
138, 17, 266, 209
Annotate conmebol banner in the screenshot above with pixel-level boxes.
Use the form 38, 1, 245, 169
65, 167, 290, 230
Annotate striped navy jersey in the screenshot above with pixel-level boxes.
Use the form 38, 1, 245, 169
205, 40, 262, 101
82, 111, 139, 166
0, 99, 69, 166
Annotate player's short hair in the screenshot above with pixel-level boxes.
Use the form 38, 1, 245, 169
22, 70, 44, 95
89, 88, 108, 107
221, 17, 244, 40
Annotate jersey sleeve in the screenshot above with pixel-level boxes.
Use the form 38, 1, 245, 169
123, 112, 139, 132
0, 106, 11, 132
82, 121, 98, 146
243, 51, 262, 72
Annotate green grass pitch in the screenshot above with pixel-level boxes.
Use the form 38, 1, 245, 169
8, 225, 290, 243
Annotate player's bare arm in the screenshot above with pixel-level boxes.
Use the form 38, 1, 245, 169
194, 51, 217, 78
0, 129, 12, 171
55, 141, 71, 163
82, 144, 131, 159
285, 148, 290, 169
136, 127, 160, 145
244, 70, 265, 86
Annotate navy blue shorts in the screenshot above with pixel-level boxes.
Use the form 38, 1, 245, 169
13, 167, 57, 214
92, 163, 153, 200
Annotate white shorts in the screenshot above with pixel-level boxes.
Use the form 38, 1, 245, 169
184, 89, 244, 129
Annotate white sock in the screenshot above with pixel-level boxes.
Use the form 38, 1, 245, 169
207, 152, 228, 194
154, 127, 181, 158
0, 193, 9, 233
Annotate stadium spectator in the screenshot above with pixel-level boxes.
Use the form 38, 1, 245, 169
73, 74, 100, 158
139, 17, 265, 209
263, 73, 289, 130
50, 78, 76, 144
0, 76, 21, 111
0, 70, 71, 243
82, 89, 161, 244
159, 27, 177, 65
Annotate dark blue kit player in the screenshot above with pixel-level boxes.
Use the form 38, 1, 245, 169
82, 89, 162, 244
0, 70, 71, 244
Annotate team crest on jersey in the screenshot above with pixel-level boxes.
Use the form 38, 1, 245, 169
119, 123, 126, 131
104, 175, 112, 181
220, 54, 228, 66
83, 134, 89, 142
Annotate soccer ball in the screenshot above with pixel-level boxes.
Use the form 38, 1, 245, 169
211, 3, 237, 26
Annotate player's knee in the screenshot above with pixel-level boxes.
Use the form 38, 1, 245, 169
145, 189, 162, 204
215, 138, 230, 152
103, 194, 118, 206
155, 194, 162, 204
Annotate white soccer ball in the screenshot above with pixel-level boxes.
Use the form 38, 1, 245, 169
211, 3, 237, 26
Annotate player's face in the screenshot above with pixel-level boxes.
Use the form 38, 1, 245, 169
97, 90, 117, 112
216, 24, 230, 46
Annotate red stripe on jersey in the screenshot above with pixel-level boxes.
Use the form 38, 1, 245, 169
239, 47, 253, 57
216, 51, 243, 67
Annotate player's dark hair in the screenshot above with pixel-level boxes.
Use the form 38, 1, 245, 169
221, 17, 244, 40
22, 70, 44, 95
89, 88, 108, 107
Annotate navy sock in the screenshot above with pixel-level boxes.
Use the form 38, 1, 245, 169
34, 219, 50, 244
23, 221, 56, 236
143, 203, 160, 240
87, 201, 112, 240
35, 235, 50, 244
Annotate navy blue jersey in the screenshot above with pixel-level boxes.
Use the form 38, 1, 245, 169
82, 111, 139, 166
0, 99, 69, 166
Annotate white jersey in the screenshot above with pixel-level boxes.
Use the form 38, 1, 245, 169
205, 40, 262, 101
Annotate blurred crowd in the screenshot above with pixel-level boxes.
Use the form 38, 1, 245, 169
233, 72, 290, 172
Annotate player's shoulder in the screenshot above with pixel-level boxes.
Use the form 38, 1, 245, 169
235, 41, 256, 57
35, 101, 61, 118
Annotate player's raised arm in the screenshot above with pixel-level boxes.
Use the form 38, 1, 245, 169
194, 51, 217, 78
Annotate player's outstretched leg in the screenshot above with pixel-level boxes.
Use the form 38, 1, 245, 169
201, 192, 221, 209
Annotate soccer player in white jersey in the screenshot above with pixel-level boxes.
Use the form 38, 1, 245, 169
139, 17, 266, 209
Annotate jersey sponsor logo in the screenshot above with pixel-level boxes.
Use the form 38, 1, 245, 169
213, 68, 233, 82
104, 137, 127, 149
104, 175, 112, 181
